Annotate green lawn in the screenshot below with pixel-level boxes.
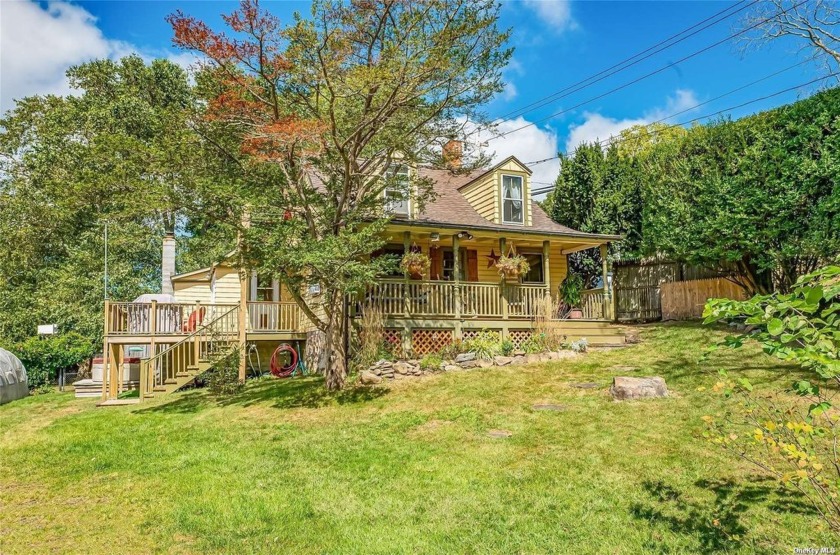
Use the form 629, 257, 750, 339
0, 323, 832, 554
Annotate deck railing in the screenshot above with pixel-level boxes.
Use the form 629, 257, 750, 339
247, 302, 302, 332
107, 302, 239, 336
580, 288, 608, 320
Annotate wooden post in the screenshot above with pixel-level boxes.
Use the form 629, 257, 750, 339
148, 300, 157, 400
542, 240, 551, 299
403, 231, 411, 318
499, 237, 508, 320
193, 301, 201, 364
238, 269, 248, 382
452, 233, 461, 320
600, 243, 611, 321
108, 343, 120, 399
101, 300, 110, 400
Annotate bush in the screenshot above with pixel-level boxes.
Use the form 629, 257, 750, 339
702, 263, 840, 531
499, 338, 514, 356
206, 348, 244, 397
463, 330, 502, 360
7, 332, 95, 390
568, 338, 588, 353
419, 353, 443, 371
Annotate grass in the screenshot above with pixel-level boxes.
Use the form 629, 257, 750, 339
0, 322, 834, 554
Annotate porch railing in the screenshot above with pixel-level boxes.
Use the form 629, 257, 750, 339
106, 302, 238, 336
580, 288, 608, 320
247, 302, 302, 332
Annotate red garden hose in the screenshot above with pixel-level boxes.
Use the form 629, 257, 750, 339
270, 343, 298, 377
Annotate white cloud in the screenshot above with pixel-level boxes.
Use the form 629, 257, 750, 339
470, 117, 560, 192
522, 0, 576, 32
0, 1, 199, 114
564, 89, 700, 152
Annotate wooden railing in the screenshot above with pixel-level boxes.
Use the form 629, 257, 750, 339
107, 302, 238, 336
506, 284, 548, 318
247, 302, 302, 332
580, 288, 607, 320
138, 306, 240, 399
460, 282, 504, 318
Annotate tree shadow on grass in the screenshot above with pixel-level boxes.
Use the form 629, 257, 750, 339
133, 377, 389, 415
630, 477, 816, 552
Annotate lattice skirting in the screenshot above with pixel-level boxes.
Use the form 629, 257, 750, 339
411, 329, 454, 356
382, 328, 404, 358
508, 329, 533, 350
461, 329, 502, 342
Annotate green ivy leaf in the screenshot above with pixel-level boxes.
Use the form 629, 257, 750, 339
767, 318, 784, 336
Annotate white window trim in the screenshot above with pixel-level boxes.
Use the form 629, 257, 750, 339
384, 165, 413, 218
500, 173, 525, 225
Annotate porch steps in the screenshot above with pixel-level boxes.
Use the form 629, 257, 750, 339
142, 360, 213, 399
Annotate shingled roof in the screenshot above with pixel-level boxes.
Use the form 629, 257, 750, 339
404, 165, 619, 240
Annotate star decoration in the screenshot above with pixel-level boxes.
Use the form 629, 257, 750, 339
485, 248, 500, 269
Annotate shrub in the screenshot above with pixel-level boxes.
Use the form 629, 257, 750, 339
419, 353, 443, 371
206, 348, 244, 397
439, 339, 467, 360
499, 338, 514, 356
8, 332, 95, 390
568, 338, 588, 353
702, 263, 840, 531
463, 330, 502, 360
353, 306, 390, 370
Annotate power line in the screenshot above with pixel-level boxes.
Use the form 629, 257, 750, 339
488, 0, 810, 142
527, 72, 837, 196
493, 0, 755, 124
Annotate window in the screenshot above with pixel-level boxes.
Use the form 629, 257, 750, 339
502, 175, 524, 224
256, 275, 274, 301
441, 249, 465, 281
384, 164, 411, 216
521, 253, 544, 283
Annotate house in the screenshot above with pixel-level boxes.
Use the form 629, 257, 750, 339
98, 146, 622, 403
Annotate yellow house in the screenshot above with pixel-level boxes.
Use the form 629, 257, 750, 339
99, 153, 622, 404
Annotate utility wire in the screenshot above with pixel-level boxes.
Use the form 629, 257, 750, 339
488, 0, 811, 142
527, 72, 838, 195
492, 0, 755, 124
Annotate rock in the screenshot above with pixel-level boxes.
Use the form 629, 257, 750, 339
493, 356, 513, 366
360, 371, 382, 385
610, 376, 668, 400
532, 403, 567, 412
477, 360, 494, 368
455, 352, 476, 363
487, 429, 512, 438
394, 362, 413, 375
538, 354, 552, 362
525, 354, 542, 364
443, 365, 460, 372
459, 360, 480, 369
513, 350, 525, 356
624, 330, 641, 344
546, 352, 559, 360
509, 355, 526, 366
374, 359, 393, 368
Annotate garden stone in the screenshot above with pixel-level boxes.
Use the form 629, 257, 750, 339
455, 352, 476, 363
459, 360, 480, 369
493, 356, 512, 366
477, 360, 494, 369
546, 352, 559, 360
371, 367, 382, 376
525, 354, 542, 364
394, 362, 413, 375
610, 376, 669, 400
360, 371, 382, 385
444, 365, 460, 372
510, 355, 526, 366
513, 350, 525, 356
624, 330, 641, 344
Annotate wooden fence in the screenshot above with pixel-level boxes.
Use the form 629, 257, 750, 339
660, 278, 747, 320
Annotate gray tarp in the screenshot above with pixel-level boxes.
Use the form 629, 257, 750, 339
0, 347, 28, 405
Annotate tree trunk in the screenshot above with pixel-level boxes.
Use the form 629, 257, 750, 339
321, 294, 348, 391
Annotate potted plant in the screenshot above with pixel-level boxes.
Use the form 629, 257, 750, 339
559, 273, 585, 319
496, 254, 530, 279
400, 251, 430, 279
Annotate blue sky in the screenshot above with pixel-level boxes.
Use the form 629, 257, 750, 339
0, 0, 829, 185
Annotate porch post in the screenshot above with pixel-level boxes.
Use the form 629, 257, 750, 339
452, 233, 461, 320
403, 231, 411, 318
542, 240, 551, 298
149, 300, 157, 395
600, 243, 611, 321
499, 237, 508, 320
101, 300, 110, 400
238, 269, 248, 382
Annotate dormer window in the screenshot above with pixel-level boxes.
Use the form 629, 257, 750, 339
501, 174, 524, 224
384, 164, 411, 216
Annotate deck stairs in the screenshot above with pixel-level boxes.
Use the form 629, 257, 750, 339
139, 306, 239, 401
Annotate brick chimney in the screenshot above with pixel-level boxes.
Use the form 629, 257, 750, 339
443, 139, 463, 169
161, 234, 176, 296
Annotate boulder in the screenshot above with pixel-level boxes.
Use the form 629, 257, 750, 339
525, 354, 542, 364
624, 330, 641, 344
493, 356, 513, 366
509, 355, 526, 366
610, 376, 668, 400
513, 350, 525, 356
443, 365, 460, 372
455, 352, 476, 363
477, 360, 494, 369
459, 360, 480, 369
360, 371, 382, 385
394, 362, 413, 375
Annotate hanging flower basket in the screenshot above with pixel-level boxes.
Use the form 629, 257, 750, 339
496, 254, 530, 279
400, 251, 430, 279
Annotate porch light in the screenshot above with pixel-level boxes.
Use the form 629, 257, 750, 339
456, 231, 473, 241
430, 232, 440, 242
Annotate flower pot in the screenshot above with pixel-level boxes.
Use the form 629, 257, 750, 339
568, 308, 583, 319
502, 268, 520, 279
406, 263, 425, 278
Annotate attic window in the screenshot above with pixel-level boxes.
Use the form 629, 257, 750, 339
502, 175, 524, 224
384, 164, 410, 216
